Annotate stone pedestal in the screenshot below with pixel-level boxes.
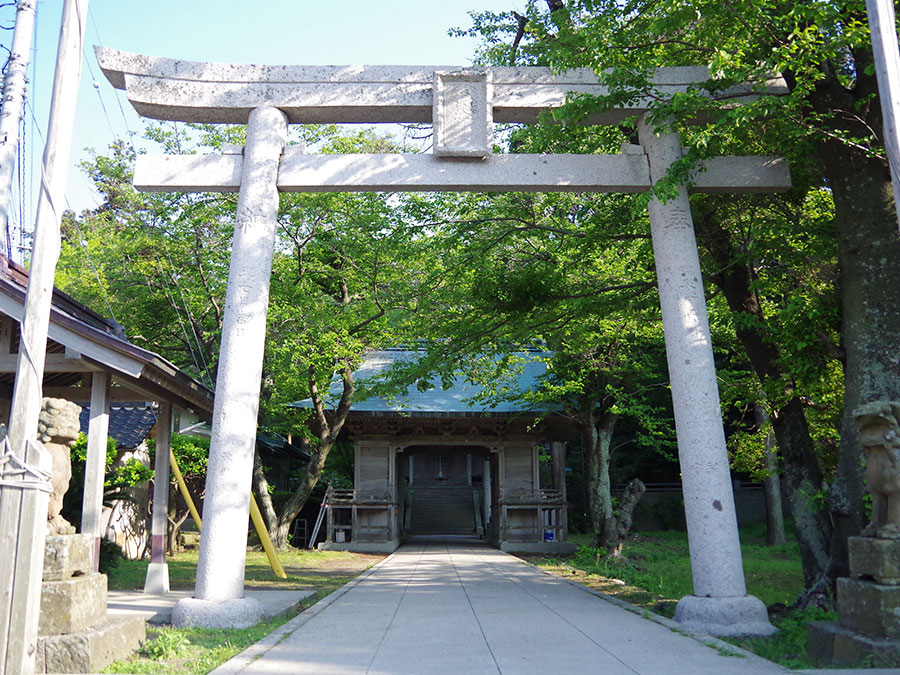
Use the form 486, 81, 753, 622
809, 537, 900, 667
35, 534, 145, 674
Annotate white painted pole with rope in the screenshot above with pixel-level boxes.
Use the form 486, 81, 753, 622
866, 0, 900, 232
0, 1, 90, 672
0, 0, 37, 259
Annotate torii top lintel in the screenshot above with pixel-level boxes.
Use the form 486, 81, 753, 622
96, 47, 791, 195
95, 47, 784, 127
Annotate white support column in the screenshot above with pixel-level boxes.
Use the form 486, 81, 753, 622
172, 106, 287, 629
81, 370, 109, 572
144, 401, 171, 594
638, 117, 774, 637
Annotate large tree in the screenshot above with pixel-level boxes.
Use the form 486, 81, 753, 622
456, 0, 888, 594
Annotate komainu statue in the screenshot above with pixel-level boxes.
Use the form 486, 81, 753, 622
39, 397, 83, 535
854, 401, 900, 539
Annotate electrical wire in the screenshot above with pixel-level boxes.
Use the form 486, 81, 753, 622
88, 8, 133, 138
157, 234, 213, 386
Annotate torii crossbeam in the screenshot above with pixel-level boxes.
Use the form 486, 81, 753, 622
98, 47, 788, 637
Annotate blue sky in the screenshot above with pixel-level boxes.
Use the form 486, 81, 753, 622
6, 0, 520, 253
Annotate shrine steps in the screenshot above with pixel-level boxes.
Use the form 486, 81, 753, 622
407, 486, 479, 536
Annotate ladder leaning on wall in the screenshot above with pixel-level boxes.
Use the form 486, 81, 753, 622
307, 483, 332, 550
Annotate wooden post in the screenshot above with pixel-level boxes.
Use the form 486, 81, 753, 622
0, 0, 37, 257
866, 0, 900, 232
550, 441, 566, 501
82, 370, 109, 572
145, 401, 171, 594
1, 1, 90, 670
0, 439, 52, 674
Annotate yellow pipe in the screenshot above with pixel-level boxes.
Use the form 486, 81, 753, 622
168, 447, 286, 580
170, 448, 202, 530
249, 493, 287, 579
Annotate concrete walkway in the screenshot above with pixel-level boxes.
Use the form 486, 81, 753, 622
211, 537, 801, 675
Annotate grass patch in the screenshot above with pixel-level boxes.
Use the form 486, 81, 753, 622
102, 547, 382, 674
106, 548, 376, 593
103, 615, 292, 674
726, 607, 837, 670
526, 522, 843, 668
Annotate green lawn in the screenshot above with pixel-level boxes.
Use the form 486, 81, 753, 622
102, 548, 383, 674
528, 522, 838, 670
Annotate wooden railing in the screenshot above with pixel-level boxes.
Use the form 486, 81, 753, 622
325, 489, 396, 544
499, 489, 567, 543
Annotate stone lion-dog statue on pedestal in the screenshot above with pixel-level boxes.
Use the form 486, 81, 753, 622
854, 400, 900, 539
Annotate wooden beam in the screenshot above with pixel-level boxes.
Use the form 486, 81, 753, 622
0, 292, 145, 377
134, 151, 791, 195
0, 353, 101, 373
41, 385, 152, 402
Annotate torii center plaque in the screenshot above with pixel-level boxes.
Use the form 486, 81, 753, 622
97, 47, 788, 637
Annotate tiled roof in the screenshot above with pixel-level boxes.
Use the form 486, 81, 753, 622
78, 402, 157, 449
291, 349, 552, 414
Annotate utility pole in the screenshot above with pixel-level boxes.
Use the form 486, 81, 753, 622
0, 1, 90, 672
0, 1, 37, 259
866, 0, 900, 232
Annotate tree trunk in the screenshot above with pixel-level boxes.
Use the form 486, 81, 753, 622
583, 409, 619, 550
611, 478, 646, 557
763, 437, 787, 547
252, 450, 278, 534
815, 129, 900, 579
753, 402, 786, 547
166, 510, 189, 556
696, 213, 833, 589
272, 362, 356, 548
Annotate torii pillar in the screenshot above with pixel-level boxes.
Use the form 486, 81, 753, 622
171, 107, 288, 628
97, 49, 785, 635
639, 118, 775, 636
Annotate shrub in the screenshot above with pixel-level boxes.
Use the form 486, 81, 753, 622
98, 538, 125, 574
649, 495, 686, 531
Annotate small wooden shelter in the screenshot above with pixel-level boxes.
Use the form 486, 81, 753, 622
294, 349, 575, 554
0, 254, 213, 569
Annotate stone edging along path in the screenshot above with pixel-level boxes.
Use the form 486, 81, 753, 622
524, 560, 787, 671
208, 554, 395, 675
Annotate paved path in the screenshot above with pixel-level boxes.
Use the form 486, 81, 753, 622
212, 537, 792, 675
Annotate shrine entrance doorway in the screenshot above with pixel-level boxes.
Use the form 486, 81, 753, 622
400, 445, 491, 538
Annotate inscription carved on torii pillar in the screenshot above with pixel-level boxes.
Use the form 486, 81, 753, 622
98, 47, 788, 636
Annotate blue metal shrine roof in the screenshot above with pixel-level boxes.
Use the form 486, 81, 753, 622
78, 402, 157, 449
290, 349, 552, 414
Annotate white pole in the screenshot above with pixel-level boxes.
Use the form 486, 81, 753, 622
82, 370, 109, 571
172, 106, 287, 629
0, 0, 37, 259
7, 0, 90, 464
0, 2, 90, 671
145, 401, 171, 594
866, 0, 900, 231
638, 116, 774, 637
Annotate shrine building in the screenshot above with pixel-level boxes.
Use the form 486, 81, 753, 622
292, 349, 576, 555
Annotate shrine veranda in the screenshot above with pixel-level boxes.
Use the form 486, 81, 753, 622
97, 47, 789, 636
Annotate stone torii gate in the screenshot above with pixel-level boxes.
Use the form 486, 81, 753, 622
97, 48, 789, 637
